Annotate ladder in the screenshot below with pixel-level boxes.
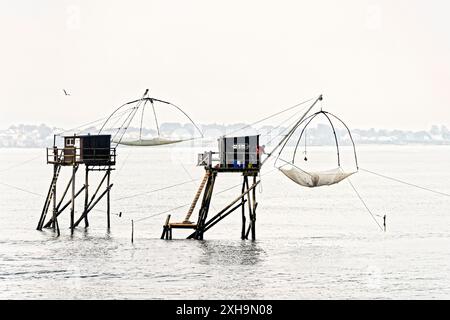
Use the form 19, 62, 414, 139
183, 171, 210, 223
36, 164, 62, 230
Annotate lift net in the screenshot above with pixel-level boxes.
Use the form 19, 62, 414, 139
274, 108, 359, 188
112, 137, 186, 147
100, 91, 203, 148
279, 165, 355, 188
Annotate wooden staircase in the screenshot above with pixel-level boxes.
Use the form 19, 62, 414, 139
161, 168, 260, 241
182, 171, 210, 224
161, 171, 212, 239
36, 164, 62, 230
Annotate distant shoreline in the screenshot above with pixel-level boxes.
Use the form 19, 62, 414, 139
1, 143, 450, 149
1, 123, 449, 148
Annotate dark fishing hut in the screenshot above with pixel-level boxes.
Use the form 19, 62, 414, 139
161, 135, 261, 241
36, 134, 116, 235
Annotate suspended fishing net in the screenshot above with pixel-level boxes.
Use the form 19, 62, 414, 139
275, 110, 358, 188
279, 165, 356, 188
99, 90, 203, 147
114, 137, 186, 147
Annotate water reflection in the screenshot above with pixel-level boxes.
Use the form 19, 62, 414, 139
196, 240, 265, 266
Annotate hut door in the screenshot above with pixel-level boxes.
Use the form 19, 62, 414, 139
64, 137, 75, 164
74, 138, 81, 162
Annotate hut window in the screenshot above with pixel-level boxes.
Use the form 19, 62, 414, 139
66, 138, 75, 146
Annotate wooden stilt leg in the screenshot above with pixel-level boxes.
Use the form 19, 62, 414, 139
55, 217, 60, 237
241, 177, 246, 240
194, 171, 216, 240
245, 176, 253, 240
244, 175, 258, 240
51, 163, 57, 231
251, 174, 257, 240
70, 165, 76, 235
161, 215, 171, 240
84, 166, 89, 228
73, 170, 109, 228
44, 186, 85, 229
107, 167, 111, 230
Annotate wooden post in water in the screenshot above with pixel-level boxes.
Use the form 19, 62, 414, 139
166, 215, 171, 240
70, 164, 76, 235
245, 176, 253, 240
251, 174, 257, 240
131, 219, 134, 243
55, 217, 60, 237
107, 167, 111, 230
84, 166, 89, 228
241, 177, 246, 240
244, 173, 258, 241
52, 138, 58, 231
51, 148, 57, 231
161, 214, 171, 240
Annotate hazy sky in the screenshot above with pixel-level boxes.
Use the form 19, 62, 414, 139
1, 0, 449, 130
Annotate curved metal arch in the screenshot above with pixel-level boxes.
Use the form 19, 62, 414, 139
98, 98, 142, 134
321, 112, 341, 167
115, 98, 148, 145
274, 112, 320, 167
291, 112, 325, 164
275, 110, 358, 171
321, 111, 359, 170
291, 111, 341, 167
99, 97, 204, 139
151, 98, 204, 138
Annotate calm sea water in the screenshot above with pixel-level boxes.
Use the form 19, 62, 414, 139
0, 145, 449, 299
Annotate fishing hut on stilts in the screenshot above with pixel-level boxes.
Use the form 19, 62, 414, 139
161, 94, 330, 241
36, 134, 116, 235
36, 89, 204, 237
161, 135, 261, 240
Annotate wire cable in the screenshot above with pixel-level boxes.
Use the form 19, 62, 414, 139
225, 97, 315, 137
0, 181, 44, 198
133, 168, 278, 223
347, 178, 384, 231
0, 154, 41, 175
115, 178, 200, 201
360, 168, 450, 198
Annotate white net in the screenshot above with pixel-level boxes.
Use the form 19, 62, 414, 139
99, 95, 203, 148
279, 165, 355, 188
112, 137, 186, 147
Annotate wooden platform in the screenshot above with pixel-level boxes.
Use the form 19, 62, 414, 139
212, 167, 260, 174
169, 222, 197, 229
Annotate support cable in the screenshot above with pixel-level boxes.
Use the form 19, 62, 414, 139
115, 178, 200, 201
0, 181, 44, 197
225, 97, 315, 137
360, 168, 450, 198
133, 168, 278, 223
0, 154, 41, 175
347, 178, 384, 231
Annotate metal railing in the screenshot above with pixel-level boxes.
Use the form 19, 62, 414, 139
47, 147, 116, 165
197, 151, 260, 170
